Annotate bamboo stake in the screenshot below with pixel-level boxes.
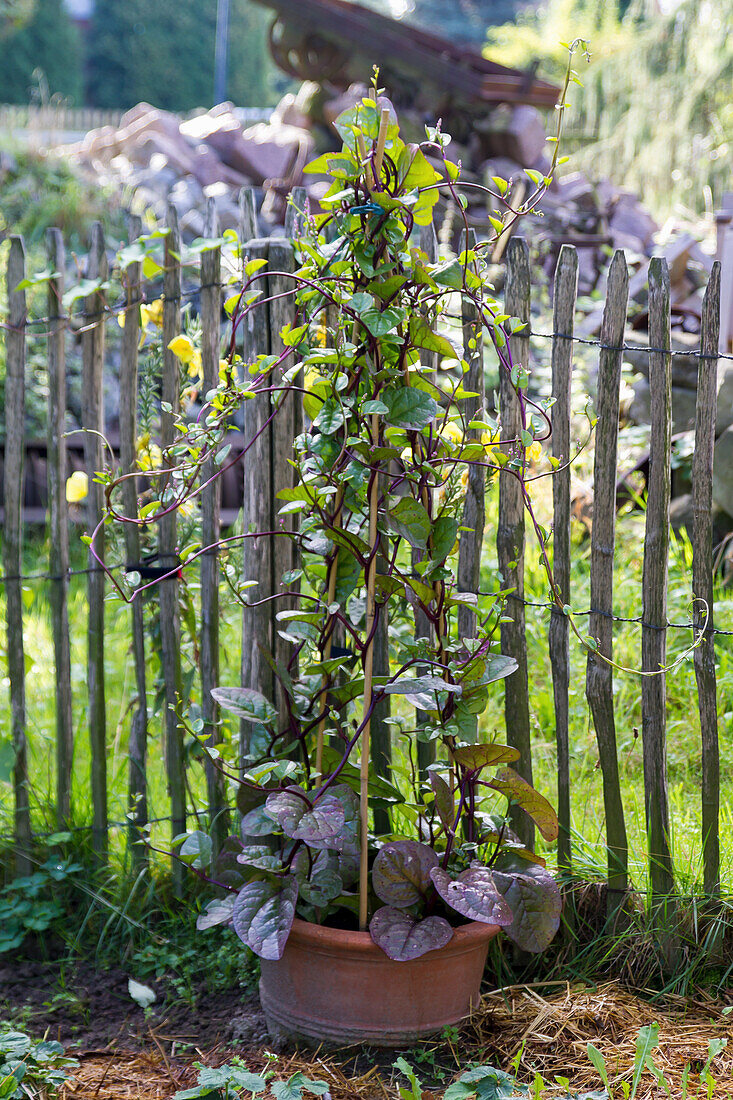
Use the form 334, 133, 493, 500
549, 245, 578, 874
119, 214, 149, 865
693, 262, 721, 897
4, 236, 31, 875
82, 223, 108, 863
46, 228, 73, 828
315, 491, 343, 779
359, 411, 380, 932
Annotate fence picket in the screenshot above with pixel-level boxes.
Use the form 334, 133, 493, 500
499, 237, 533, 850
585, 249, 629, 907
4, 236, 31, 875
161, 205, 186, 889
693, 262, 721, 897
119, 214, 148, 864
550, 245, 578, 874
642, 257, 675, 910
200, 198, 227, 851
46, 229, 73, 829
81, 223, 108, 863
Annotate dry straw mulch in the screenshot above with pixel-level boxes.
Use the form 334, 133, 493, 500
61, 982, 733, 1100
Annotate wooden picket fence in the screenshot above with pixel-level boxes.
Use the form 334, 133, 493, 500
0, 188, 723, 914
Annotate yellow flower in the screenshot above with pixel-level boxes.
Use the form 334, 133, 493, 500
136, 435, 162, 471
141, 297, 164, 328
316, 317, 328, 348
481, 429, 500, 451
303, 369, 330, 422
219, 358, 231, 383
526, 440, 542, 465
459, 468, 469, 494
65, 470, 88, 503
186, 350, 203, 380
438, 422, 463, 446
168, 334, 196, 364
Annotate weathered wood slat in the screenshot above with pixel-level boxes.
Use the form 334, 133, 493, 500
284, 184, 307, 240
268, 236, 300, 725
549, 245, 578, 874
415, 220, 438, 779
240, 228, 274, 766
457, 229, 485, 649
46, 229, 73, 829
499, 236, 533, 849
200, 198, 227, 851
693, 262, 721, 897
642, 256, 675, 907
119, 214, 148, 864
4, 236, 31, 875
585, 249, 629, 904
161, 205, 186, 887
81, 223, 108, 863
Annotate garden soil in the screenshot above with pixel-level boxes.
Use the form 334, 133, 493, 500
3, 961, 733, 1098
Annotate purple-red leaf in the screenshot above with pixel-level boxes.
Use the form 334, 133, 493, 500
451, 743, 520, 770
429, 771, 455, 833
372, 840, 438, 908
492, 861, 562, 953
370, 906, 453, 961
264, 786, 345, 847
488, 768, 560, 842
430, 862, 513, 926
232, 875, 298, 960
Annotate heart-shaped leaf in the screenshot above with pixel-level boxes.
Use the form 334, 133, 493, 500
384, 675, 461, 697
232, 875, 298, 960
325, 783, 359, 854
429, 771, 455, 833
299, 869, 343, 907
241, 805, 278, 838
370, 906, 453, 961
451, 743, 521, 771
430, 862, 514, 926
210, 686, 277, 727
236, 845, 284, 872
492, 860, 562, 953
264, 787, 345, 847
382, 387, 438, 430
488, 768, 560, 842
389, 496, 431, 549
196, 896, 237, 930
372, 840, 438, 908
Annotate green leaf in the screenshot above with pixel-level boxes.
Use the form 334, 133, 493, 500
178, 830, 213, 870
383, 387, 437, 430
271, 1072, 330, 1100
313, 397, 345, 435
390, 497, 431, 549
631, 1024, 659, 1099
487, 768, 559, 841
452, 743, 520, 770
431, 516, 458, 563
211, 686, 277, 728
408, 316, 457, 359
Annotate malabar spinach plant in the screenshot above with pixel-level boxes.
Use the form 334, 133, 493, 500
94, 64, 583, 961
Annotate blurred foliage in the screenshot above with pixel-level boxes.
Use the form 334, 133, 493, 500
357, 0, 524, 46
87, 0, 284, 111
0, 0, 82, 104
485, 0, 733, 216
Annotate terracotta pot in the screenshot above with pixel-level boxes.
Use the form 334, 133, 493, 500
259, 916, 499, 1047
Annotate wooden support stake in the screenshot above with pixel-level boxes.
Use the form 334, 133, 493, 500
161, 205, 186, 889
82, 223, 108, 863
693, 262, 721, 897
642, 257, 675, 908
499, 237, 533, 850
360, 413, 380, 931
550, 245, 578, 874
4, 236, 31, 875
200, 198, 228, 852
585, 249, 629, 906
46, 229, 73, 829
119, 214, 149, 866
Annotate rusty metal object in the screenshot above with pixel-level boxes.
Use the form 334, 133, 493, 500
253, 0, 559, 108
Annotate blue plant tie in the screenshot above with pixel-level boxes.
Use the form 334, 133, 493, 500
349, 203, 383, 215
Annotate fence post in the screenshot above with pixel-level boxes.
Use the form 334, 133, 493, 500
642, 257, 675, 911
4, 236, 31, 875
119, 214, 149, 865
82, 223, 108, 863
161, 204, 186, 890
415, 219, 438, 780
46, 228, 74, 829
585, 249, 629, 910
499, 236, 533, 850
240, 188, 275, 766
200, 197, 228, 852
550, 244, 578, 875
693, 262, 721, 897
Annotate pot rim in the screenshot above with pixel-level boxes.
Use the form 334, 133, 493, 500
285, 915, 499, 958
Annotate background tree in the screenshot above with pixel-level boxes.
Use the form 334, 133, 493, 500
87, 0, 280, 112
0, 0, 82, 104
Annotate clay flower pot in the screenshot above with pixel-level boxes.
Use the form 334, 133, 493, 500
259, 917, 499, 1047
